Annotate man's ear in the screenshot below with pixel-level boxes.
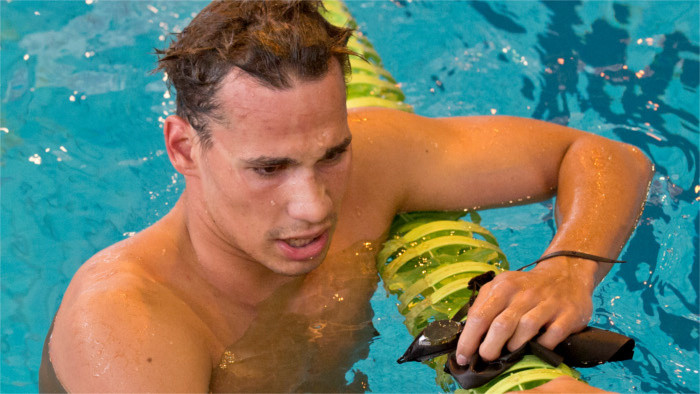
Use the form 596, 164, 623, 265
164, 115, 199, 176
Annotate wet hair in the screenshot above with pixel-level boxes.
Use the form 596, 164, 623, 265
154, 0, 355, 148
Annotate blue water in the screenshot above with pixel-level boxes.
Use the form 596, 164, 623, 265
1, 1, 698, 392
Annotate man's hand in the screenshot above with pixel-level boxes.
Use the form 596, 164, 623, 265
455, 255, 598, 363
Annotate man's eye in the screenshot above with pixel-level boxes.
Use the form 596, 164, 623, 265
322, 149, 346, 164
252, 166, 282, 177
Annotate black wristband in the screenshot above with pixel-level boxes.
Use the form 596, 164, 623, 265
516, 250, 626, 271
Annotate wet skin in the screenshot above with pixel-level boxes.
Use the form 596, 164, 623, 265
45, 60, 653, 392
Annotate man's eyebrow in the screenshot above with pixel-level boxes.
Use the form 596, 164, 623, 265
323, 136, 353, 159
242, 136, 352, 167
242, 156, 298, 167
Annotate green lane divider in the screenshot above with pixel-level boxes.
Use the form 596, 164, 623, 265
321, 2, 580, 392
397, 261, 498, 311
320, 0, 413, 112
375, 213, 580, 392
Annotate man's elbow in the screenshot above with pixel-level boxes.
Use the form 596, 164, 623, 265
571, 136, 655, 194
620, 141, 655, 187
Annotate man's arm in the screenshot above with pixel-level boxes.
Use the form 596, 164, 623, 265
450, 116, 653, 363
49, 270, 213, 392
351, 108, 653, 362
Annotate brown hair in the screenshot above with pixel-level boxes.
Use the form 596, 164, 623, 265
154, 0, 355, 148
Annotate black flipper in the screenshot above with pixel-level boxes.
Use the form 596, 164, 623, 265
398, 251, 634, 389
443, 327, 636, 389
445, 344, 529, 389
554, 326, 635, 368
397, 320, 463, 363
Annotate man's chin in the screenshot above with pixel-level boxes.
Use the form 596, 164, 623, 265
269, 254, 327, 277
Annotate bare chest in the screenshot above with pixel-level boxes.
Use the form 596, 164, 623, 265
209, 241, 381, 392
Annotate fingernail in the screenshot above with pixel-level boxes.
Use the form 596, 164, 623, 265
456, 354, 467, 366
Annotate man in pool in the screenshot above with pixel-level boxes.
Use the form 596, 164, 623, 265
40, 1, 653, 392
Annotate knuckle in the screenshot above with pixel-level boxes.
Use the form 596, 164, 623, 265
465, 314, 487, 329
546, 323, 568, 339
477, 280, 494, 294
490, 277, 517, 293
520, 288, 540, 302
518, 314, 540, 332
491, 313, 517, 332
491, 318, 509, 332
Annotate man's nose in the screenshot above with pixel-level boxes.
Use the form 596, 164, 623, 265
286, 171, 332, 224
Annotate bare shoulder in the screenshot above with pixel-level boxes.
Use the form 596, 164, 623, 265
336, 108, 429, 241
347, 107, 429, 142
49, 240, 212, 392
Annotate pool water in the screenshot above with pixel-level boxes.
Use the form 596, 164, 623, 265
1, 1, 698, 392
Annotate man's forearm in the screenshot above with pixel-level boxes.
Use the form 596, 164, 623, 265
455, 132, 654, 363
540, 135, 654, 285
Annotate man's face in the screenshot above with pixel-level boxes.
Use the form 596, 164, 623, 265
190, 61, 352, 277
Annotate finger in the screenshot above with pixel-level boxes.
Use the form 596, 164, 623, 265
478, 295, 540, 360
506, 302, 558, 352
455, 283, 511, 364
477, 308, 521, 360
537, 310, 588, 349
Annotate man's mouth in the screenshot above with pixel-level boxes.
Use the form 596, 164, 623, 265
276, 230, 330, 261
284, 235, 321, 248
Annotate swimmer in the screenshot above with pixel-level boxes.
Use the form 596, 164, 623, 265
40, 1, 653, 392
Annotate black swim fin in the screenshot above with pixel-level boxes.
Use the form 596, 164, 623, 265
399, 252, 634, 389
397, 320, 464, 363
554, 326, 635, 368
444, 326, 635, 389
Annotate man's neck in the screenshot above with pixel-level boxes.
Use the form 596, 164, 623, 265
170, 192, 297, 307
